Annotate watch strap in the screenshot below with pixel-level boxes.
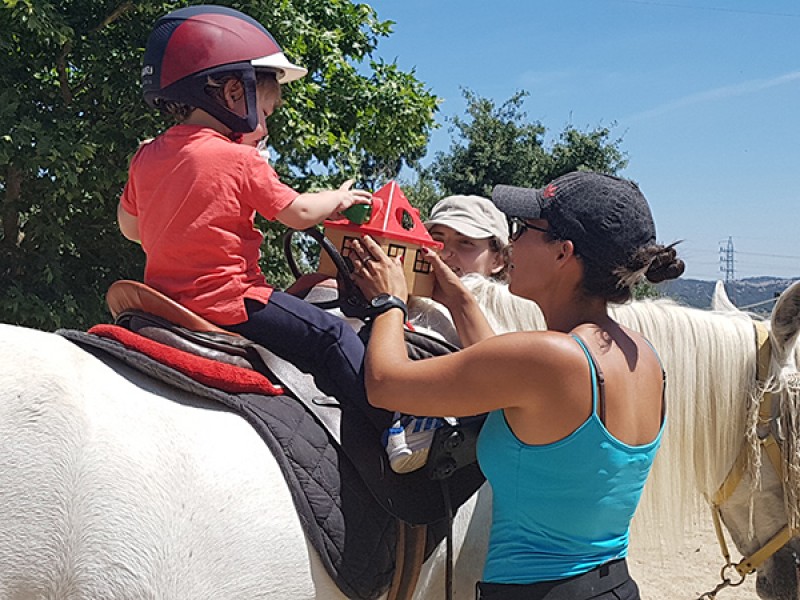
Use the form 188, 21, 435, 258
369, 294, 408, 320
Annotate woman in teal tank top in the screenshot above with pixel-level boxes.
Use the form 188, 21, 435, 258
349, 171, 684, 600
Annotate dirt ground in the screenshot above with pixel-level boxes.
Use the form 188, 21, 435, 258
628, 517, 757, 599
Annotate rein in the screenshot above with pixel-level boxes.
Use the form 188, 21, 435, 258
698, 321, 798, 598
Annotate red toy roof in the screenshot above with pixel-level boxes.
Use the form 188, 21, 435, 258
323, 181, 443, 249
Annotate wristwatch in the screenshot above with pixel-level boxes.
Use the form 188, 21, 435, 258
369, 294, 408, 320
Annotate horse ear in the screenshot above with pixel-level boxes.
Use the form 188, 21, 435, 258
770, 280, 800, 365
711, 280, 738, 312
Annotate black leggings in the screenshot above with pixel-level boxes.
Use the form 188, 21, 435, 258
225, 293, 391, 431
476, 559, 639, 600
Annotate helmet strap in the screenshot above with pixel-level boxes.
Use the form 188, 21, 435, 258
161, 65, 260, 134
203, 72, 259, 134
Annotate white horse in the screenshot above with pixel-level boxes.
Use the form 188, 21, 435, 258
0, 277, 799, 599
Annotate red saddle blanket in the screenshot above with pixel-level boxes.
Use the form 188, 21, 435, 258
88, 324, 284, 396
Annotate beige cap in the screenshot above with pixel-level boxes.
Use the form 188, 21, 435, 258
425, 195, 509, 246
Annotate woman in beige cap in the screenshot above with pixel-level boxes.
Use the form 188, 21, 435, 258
424, 195, 510, 282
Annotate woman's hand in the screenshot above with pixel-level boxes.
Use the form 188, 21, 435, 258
350, 236, 409, 302
426, 248, 472, 310
425, 248, 495, 345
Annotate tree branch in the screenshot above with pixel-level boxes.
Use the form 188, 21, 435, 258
56, 40, 74, 105
57, 2, 136, 105
91, 1, 135, 33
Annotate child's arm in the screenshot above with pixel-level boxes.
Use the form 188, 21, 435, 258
117, 202, 141, 243
276, 179, 371, 230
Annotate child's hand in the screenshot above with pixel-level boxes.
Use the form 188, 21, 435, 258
330, 179, 372, 218
277, 181, 372, 229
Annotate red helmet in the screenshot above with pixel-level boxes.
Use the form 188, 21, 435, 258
142, 5, 306, 133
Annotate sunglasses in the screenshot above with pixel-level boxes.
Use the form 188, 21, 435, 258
509, 218, 550, 242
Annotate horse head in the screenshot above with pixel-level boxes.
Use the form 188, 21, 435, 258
711, 280, 800, 600
753, 281, 800, 600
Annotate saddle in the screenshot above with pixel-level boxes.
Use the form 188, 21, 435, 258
92, 279, 485, 600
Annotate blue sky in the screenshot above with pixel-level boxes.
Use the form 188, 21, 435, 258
366, 0, 800, 281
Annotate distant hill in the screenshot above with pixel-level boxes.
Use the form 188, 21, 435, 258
656, 276, 798, 314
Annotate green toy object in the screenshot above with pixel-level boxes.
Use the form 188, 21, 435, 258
342, 202, 372, 224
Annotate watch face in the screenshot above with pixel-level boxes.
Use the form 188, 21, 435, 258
372, 294, 390, 307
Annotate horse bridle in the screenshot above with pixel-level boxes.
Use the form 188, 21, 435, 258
699, 321, 799, 598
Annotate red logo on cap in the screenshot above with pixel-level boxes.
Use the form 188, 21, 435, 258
543, 184, 557, 199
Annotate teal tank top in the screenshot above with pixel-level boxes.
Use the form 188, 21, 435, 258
477, 335, 664, 583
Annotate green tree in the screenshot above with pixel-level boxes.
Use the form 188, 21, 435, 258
398, 170, 440, 220
427, 89, 627, 198
633, 281, 661, 300
0, 1, 437, 329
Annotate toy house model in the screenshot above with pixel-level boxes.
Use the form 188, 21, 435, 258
318, 181, 444, 297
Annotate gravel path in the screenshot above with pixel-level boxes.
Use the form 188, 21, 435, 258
629, 516, 757, 599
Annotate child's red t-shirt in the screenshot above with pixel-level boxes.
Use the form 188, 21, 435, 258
120, 125, 299, 325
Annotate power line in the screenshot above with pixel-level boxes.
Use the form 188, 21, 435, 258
735, 250, 800, 261
738, 296, 779, 311
610, 0, 800, 19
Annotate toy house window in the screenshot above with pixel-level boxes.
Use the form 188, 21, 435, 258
339, 236, 359, 271
387, 244, 406, 262
398, 209, 415, 231
340, 236, 358, 258
413, 249, 432, 274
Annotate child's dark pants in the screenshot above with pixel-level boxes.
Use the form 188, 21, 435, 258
226, 292, 391, 431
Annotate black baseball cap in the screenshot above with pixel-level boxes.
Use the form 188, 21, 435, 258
492, 171, 656, 266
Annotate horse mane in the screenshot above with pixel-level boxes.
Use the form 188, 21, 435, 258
764, 319, 800, 530
460, 275, 545, 334
408, 275, 545, 346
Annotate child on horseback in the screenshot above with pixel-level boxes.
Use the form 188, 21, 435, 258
117, 6, 386, 441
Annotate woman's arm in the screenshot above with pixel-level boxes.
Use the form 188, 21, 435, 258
350, 236, 572, 417
353, 236, 495, 346
425, 248, 495, 346
366, 312, 569, 417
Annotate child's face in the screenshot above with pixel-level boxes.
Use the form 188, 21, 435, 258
240, 81, 282, 147
428, 224, 504, 277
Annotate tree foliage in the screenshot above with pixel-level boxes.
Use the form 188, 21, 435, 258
633, 281, 661, 300
424, 89, 627, 200
0, 0, 437, 329
398, 170, 440, 220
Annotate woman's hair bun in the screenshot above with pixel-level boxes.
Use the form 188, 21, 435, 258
645, 244, 685, 283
